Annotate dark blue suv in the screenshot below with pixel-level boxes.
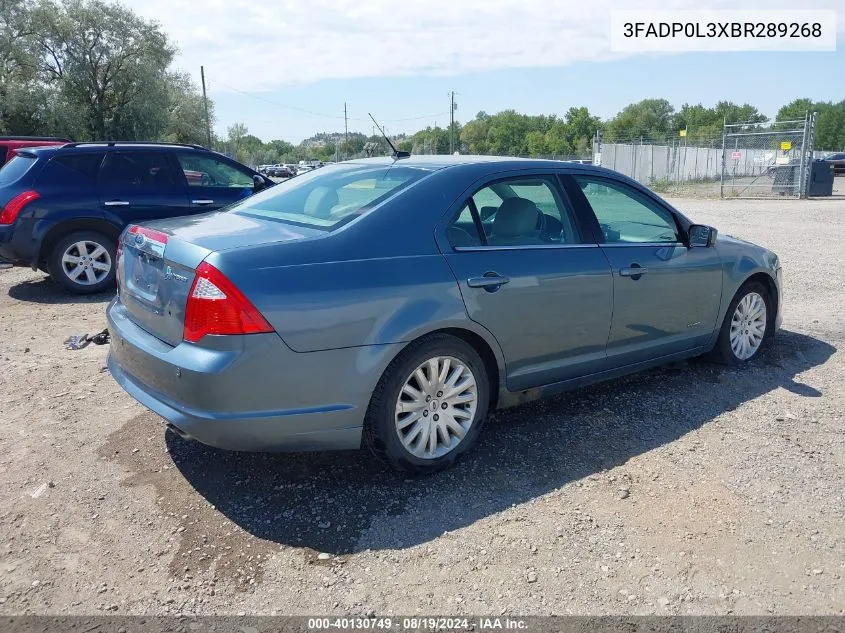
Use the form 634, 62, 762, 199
0, 141, 273, 294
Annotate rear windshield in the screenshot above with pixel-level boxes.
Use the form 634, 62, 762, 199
0, 154, 37, 186
228, 164, 431, 229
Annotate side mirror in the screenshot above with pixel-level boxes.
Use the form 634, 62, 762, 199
688, 224, 717, 248
253, 174, 267, 192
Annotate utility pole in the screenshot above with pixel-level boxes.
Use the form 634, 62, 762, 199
200, 66, 212, 148
449, 91, 455, 154
344, 102, 348, 161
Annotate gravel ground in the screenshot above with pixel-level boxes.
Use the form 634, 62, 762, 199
0, 194, 843, 616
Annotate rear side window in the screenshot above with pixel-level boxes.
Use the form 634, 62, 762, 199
229, 165, 430, 229
99, 152, 181, 188
448, 176, 582, 248
38, 153, 104, 187
0, 155, 37, 186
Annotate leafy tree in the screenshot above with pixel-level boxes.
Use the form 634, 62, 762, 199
778, 99, 845, 150
161, 72, 213, 146
605, 98, 675, 141
31, 0, 176, 140
525, 130, 547, 156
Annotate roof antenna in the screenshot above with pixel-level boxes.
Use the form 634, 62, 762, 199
368, 113, 410, 160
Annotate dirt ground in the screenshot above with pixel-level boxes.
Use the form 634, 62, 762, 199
0, 195, 843, 616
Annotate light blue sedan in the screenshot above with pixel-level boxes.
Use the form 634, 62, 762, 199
107, 156, 782, 474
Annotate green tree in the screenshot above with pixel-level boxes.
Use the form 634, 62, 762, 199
31, 0, 176, 140
777, 99, 845, 150
605, 98, 675, 141
162, 72, 213, 146
525, 130, 547, 156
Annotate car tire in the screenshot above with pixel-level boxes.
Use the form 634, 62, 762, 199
710, 281, 774, 365
363, 333, 490, 475
48, 230, 116, 295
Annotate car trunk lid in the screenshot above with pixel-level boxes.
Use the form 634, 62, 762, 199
117, 211, 323, 346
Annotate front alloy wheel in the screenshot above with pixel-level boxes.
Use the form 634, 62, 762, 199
711, 281, 773, 365
729, 291, 767, 360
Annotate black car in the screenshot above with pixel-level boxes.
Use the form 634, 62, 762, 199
0, 141, 274, 294
822, 152, 845, 176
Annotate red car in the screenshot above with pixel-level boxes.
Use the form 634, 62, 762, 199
0, 136, 71, 166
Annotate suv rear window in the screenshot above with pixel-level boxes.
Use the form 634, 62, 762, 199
38, 153, 104, 186
0, 154, 37, 186
228, 164, 430, 229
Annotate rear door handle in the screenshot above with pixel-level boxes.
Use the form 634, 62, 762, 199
103, 200, 129, 207
191, 199, 215, 205
467, 274, 510, 288
619, 266, 648, 277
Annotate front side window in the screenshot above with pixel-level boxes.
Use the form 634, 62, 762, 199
448, 176, 581, 248
227, 164, 431, 230
99, 152, 180, 188
574, 176, 680, 244
176, 154, 254, 188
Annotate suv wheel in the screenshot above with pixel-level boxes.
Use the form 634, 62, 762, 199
48, 230, 116, 294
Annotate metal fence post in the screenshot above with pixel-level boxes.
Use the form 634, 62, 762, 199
720, 119, 727, 198
797, 111, 809, 198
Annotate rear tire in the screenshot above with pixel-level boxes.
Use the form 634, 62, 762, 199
710, 281, 773, 365
363, 333, 490, 475
48, 230, 116, 295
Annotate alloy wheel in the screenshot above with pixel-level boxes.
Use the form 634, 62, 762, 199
394, 356, 478, 459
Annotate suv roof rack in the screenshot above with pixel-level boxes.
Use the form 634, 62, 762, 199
0, 136, 72, 142
62, 140, 206, 150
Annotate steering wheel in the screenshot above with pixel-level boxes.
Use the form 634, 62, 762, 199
538, 213, 564, 242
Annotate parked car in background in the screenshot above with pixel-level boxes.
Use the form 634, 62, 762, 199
274, 165, 296, 178
106, 156, 782, 474
822, 152, 845, 175
296, 165, 316, 175
0, 141, 274, 294
1, 136, 71, 166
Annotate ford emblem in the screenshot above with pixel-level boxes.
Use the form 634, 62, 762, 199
134, 233, 145, 246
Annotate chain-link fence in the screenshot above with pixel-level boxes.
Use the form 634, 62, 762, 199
594, 115, 821, 198
720, 115, 816, 199
594, 135, 725, 196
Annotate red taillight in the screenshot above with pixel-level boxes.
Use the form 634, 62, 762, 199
0, 190, 40, 225
183, 262, 274, 343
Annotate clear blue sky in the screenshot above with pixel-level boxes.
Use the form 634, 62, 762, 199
207, 47, 844, 143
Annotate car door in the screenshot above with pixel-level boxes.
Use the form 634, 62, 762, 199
563, 174, 723, 367
173, 152, 257, 212
97, 151, 189, 224
439, 173, 614, 391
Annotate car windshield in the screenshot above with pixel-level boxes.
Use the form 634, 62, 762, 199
227, 164, 431, 229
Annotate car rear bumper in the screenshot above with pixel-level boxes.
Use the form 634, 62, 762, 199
106, 297, 402, 452
0, 225, 30, 266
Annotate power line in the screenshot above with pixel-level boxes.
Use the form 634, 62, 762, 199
207, 79, 447, 124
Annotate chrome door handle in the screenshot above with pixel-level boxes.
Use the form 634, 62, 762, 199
191, 199, 215, 205
467, 274, 510, 288
619, 266, 648, 277
103, 200, 129, 207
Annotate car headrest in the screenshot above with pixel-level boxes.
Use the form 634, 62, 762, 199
303, 186, 339, 217
493, 197, 539, 237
